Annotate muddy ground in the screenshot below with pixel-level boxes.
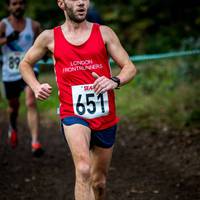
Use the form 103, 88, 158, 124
0, 113, 200, 200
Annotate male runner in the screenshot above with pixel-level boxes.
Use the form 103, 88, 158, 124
0, 0, 44, 157
20, 0, 137, 199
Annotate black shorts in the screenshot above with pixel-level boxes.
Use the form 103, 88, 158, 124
61, 116, 117, 148
3, 72, 38, 100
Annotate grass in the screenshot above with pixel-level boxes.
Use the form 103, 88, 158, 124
115, 57, 200, 129
0, 56, 199, 130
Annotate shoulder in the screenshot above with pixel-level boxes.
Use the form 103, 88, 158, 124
0, 19, 6, 31
30, 19, 41, 34
0, 20, 6, 36
99, 25, 113, 34
99, 25, 117, 43
35, 29, 54, 49
37, 29, 54, 41
40, 29, 54, 40
31, 19, 41, 29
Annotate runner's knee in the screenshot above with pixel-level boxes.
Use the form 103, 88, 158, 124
26, 97, 36, 108
8, 99, 19, 112
76, 161, 91, 181
92, 175, 106, 192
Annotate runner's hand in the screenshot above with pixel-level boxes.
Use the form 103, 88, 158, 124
34, 83, 52, 100
7, 31, 20, 43
92, 72, 118, 95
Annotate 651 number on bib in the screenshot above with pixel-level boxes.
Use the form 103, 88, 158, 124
72, 84, 109, 119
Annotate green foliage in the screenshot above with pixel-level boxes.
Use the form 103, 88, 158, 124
0, 1, 7, 19
94, 0, 200, 53
0, 57, 199, 130
0, 0, 64, 29
1, 1, 199, 53
114, 57, 200, 130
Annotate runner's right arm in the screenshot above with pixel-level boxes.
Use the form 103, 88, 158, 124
0, 21, 19, 45
0, 22, 7, 45
19, 30, 53, 100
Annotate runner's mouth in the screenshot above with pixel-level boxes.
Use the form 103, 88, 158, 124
77, 9, 86, 14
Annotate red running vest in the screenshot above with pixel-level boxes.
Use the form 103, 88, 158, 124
54, 23, 119, 130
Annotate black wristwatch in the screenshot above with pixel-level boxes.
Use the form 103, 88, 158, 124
110, 76, 121, 89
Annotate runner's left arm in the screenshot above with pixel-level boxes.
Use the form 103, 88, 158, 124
92, 26, 136, 94
101, 26, 137, 86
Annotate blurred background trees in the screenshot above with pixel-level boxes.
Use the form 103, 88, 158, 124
0, 0, 199, 54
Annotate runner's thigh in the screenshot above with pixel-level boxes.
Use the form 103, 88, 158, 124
63, 124, 91, 163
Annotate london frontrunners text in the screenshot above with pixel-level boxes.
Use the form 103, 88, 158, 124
63, 65, 103, 73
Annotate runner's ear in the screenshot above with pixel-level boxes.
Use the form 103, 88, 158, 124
92, 72, 100, 79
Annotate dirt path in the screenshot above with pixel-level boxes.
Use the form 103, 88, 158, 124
0, 115, 200, 200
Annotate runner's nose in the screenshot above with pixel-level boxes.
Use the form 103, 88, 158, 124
77, 0, 85, 6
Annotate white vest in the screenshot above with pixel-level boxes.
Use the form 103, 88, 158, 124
1, 18, 38, 82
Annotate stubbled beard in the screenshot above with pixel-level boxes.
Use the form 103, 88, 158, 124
66, 7, 86, 23
12, 9, 25, 19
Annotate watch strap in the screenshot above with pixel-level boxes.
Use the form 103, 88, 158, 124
110, 76, 120, 89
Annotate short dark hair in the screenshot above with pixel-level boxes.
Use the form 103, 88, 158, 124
6, 0, 26, 6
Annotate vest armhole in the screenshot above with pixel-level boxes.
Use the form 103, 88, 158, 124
53, 26, 61, 61
1, 18, 13, 33
95, 24, 110, 59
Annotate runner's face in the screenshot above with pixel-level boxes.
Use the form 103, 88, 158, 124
8, 0, 25, 19
64, 0, 89, 23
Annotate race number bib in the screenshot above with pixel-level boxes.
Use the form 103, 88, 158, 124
72, 84, 109, 119
7, 52, 24, 73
